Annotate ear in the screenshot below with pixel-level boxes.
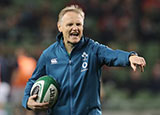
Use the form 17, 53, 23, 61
57, 22, 62, 32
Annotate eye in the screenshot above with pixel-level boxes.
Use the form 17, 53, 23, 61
67, 23, 73, 27
76, 23, 81, 26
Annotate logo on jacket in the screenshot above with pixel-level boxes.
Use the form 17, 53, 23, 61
81, 52, 88, 72
51, 58, 57, 64
82, 52, 88, 61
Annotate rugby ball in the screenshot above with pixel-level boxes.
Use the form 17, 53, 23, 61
30, 75, 59, 107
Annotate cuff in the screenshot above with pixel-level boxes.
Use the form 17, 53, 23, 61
129, 51, 138, 57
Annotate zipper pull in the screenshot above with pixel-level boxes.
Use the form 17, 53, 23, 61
69, 60, 72, 64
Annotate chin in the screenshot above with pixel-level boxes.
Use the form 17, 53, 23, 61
72, 38, 81, 43
72, 40, 80, 44
68, 39, 80, 45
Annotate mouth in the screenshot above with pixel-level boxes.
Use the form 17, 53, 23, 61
67, 31, 81, 45
70, 32, 80, 37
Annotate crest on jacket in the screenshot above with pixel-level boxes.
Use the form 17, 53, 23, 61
81, 52, 88, 72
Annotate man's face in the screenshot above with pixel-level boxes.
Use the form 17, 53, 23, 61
58, 11, 84, 45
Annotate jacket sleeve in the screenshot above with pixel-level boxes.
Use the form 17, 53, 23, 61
95, 42, 136, 67
22, 53, 46, 109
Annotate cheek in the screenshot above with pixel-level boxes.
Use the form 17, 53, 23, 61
63, 28, 69, 34
65, 28, 70, 33
80, 27, 83, 31
80, 28, 83, 34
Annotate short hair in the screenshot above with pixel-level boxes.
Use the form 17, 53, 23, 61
58, 5, 85, 23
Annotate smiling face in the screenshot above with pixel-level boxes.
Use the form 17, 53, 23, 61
57, 11, 84, 45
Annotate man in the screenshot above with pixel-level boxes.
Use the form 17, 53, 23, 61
22, 5, 146, 115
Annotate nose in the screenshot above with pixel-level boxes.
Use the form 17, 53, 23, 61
72, 24, 78, 31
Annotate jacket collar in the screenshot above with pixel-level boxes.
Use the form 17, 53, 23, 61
56, 32, 63, 42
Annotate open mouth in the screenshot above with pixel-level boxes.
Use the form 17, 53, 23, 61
70, 32, 79, 37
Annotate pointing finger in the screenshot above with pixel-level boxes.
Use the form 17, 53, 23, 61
131, 63, 137, 72
140, 65, 144, 72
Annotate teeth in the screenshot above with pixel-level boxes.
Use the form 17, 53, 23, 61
70, 33, 79, 36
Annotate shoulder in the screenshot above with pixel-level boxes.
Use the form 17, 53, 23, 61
42, 41, 59, 56
85, 37, 107, 50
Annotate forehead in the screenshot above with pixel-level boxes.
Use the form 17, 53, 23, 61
61, 11, 84, 23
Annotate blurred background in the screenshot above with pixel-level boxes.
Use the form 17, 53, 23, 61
0, 0, 160, 115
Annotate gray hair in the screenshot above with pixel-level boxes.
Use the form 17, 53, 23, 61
58, 5, 85, 23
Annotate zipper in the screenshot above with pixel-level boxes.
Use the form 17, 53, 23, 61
69, 59, 73, 115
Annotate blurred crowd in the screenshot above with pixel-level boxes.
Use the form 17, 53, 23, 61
0, 0, 160, 44
0, 0, 160, 115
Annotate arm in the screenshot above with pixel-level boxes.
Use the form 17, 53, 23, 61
96, 42, 134, 67
94, 41, 146, 71
22, 53, 49, 110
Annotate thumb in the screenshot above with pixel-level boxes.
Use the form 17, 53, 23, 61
131, 63, 137, 71
30, 94, 38, 100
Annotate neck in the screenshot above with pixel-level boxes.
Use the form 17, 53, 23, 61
64, 41, 76, 54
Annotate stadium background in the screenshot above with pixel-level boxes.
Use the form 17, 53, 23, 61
0, 0, 160, 115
